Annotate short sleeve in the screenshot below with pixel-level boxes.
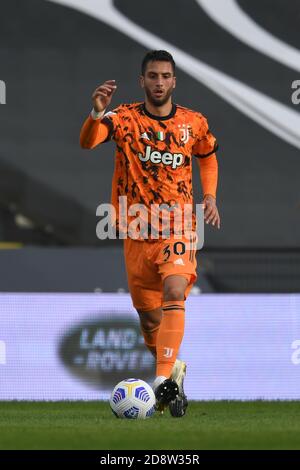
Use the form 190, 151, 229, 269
192, 116, 218, 158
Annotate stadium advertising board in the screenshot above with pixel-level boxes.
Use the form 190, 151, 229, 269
0, 293, 299, 400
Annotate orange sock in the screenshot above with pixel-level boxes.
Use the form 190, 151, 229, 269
156, 300, 185, 378
141, 325, 160, 357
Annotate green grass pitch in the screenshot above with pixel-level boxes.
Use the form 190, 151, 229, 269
0, 401, 300, 450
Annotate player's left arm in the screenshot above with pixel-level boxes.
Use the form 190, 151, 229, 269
192, 116, 221, 229
196, 155, 220, 229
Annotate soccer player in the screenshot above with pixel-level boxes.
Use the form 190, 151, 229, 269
80, 50, 220, 417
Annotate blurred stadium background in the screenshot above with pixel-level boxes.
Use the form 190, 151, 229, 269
0, 0, 300, 403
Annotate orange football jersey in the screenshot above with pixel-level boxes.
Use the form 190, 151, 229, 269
105, 102, 217, 236
81, 102, 218, 238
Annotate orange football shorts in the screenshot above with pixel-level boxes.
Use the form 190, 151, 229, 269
124, 235, 197, 311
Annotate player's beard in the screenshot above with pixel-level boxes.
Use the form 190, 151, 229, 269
145, 85, 173, 108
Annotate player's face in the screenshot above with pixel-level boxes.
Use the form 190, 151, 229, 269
140, 61, 176, 107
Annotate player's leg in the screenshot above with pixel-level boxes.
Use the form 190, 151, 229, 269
136, 274, 187, 379
137, 306, 185, 397
153, 234, 198, 416
133, 276, 190, 416
124, 237, 193, 415
154, 235, 197, 378
137, 307, 162, 357
155, 274, 187, 379
123, 238, 163, 355
153, 274, 191, 416
136, 276, 190, 360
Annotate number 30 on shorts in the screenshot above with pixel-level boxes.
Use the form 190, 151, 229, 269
163, 242, 186, 261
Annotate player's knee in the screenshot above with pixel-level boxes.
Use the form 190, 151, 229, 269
141, 319, 160, 331
163, 286, 185, 301
137, 310, 161, 331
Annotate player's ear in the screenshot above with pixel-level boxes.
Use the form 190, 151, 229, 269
139, 75, 145, 89
173, 76, 176, 89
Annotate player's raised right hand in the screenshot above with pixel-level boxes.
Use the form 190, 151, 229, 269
92, 80, 117, 113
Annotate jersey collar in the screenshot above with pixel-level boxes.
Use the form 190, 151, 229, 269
142, 102, 177, 121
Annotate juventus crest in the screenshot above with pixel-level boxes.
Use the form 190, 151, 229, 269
178, 123, 191, 144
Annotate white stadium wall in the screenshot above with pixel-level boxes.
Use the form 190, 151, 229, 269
0, 293, 300, 400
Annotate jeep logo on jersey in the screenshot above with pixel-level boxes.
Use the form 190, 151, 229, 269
138, 146, 184, 169
59, 317, 155, 389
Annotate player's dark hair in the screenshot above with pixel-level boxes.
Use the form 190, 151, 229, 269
141, 50, 176, 76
